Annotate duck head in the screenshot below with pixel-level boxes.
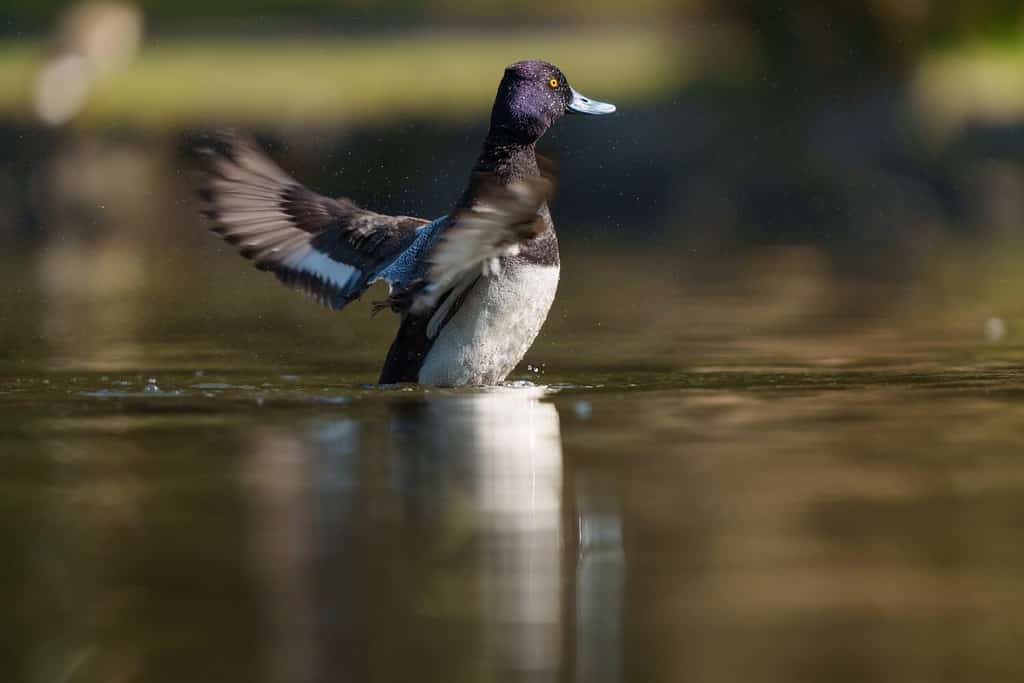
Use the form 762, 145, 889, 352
489, 60, 616, 144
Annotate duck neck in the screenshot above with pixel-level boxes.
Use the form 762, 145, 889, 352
455, 129, 558, 264
458, 131, 540, 209
479, 134, 538, 177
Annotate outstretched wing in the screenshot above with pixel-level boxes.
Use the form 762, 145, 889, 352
195, 131, 430, 310
408, 165, 557, 315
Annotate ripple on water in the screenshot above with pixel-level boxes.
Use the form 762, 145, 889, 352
80, 387, 189, 399
79, 377, 187, 399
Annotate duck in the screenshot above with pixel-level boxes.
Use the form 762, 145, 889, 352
197, 59, 615, 386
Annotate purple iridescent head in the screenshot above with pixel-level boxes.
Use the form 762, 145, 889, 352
489, 60, 616, 144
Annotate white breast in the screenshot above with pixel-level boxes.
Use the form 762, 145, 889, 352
417, 263, 560, 386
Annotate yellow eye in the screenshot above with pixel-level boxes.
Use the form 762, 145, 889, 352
548, 78, 559, 89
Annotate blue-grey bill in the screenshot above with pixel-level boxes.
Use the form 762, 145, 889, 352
567, 88, 616, 115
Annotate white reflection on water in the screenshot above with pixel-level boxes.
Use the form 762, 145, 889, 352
241, 387, 627, 682
238, 387, 630, 682
575, 475, 625, 683
390, 387, 566, 677
433, 388, 564, 675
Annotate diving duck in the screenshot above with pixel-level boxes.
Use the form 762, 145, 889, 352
197, 60, 615, 385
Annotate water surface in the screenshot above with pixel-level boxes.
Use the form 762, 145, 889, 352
2, 126, 1024, 683
3, 355, 1024, 683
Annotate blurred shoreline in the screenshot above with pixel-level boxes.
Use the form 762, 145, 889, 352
0, 27, 689, 127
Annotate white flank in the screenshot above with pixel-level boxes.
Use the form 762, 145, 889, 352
426, 271, 477, 339
418, 264, 560, 386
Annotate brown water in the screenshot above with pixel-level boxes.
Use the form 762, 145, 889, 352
3, 130, 1024, 683
4, 362, 1024, 683
4, 242, 1024, 683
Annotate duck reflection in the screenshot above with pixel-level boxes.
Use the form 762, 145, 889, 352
389, 387, 565, 678
245, 387, 630, 683
574, 473, 625, 683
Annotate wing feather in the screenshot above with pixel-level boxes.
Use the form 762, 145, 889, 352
409, 170, 556, 315
195, 131, 429, 310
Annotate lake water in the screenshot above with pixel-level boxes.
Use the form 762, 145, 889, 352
2, 128, 1024, 683
4, 358, 1024, 683
5, 259, 1024, 683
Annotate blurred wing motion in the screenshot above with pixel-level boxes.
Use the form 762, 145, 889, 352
196, 131, 430, 310
409, 164, 556, 316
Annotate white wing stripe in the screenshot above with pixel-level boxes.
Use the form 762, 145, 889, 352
282, 247, 361, 290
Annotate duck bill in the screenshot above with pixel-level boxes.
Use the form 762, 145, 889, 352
567, 88, 616, 115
